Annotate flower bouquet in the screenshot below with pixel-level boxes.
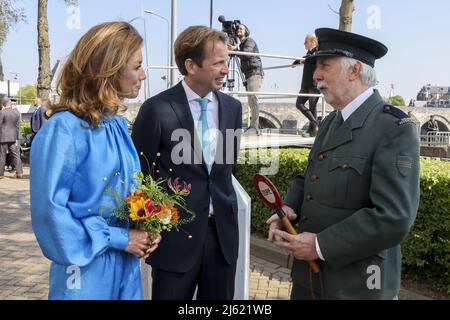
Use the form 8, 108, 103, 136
110, 170, 195, 243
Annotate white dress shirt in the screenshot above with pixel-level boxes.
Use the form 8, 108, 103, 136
315, 87, 374, 261
181, 80, 219, 215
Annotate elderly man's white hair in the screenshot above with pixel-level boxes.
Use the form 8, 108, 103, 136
341, 57, 378, 87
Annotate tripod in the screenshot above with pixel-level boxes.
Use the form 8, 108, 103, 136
225, 37, 246, 91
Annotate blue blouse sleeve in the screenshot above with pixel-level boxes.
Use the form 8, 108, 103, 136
30, 116, 129, 267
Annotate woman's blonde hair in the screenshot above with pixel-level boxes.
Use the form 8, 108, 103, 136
305, 34, 318, 44
48, 21, 143, 127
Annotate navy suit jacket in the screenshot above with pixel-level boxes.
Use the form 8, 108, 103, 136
31, 106, 47, 134
132, 82, 242, 272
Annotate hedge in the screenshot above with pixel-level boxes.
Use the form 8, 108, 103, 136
20, 122, 32, 137
235, 148, 450, 293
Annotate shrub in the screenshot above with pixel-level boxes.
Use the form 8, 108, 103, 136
235, 148, 309, 235
402, 158, 450, 293
20, 123, 32, 137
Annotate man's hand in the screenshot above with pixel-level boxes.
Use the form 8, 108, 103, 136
125, 229, 152, 258
266, 205, 297, 242
291, 59, 305, 67
227, 43, 237, 51
272, 230, 319, 261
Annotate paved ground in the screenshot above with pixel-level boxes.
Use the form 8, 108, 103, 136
0, 167, 293, 300
0, 168, 50, 300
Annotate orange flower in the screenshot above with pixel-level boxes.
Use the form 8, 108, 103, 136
157, 203, 179, 225
125, 190, 147, 204
171, 210, 179, 223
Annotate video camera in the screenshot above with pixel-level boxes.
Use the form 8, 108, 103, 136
218, 15, 240, 45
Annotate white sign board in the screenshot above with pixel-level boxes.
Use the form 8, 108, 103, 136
0, 81, 7, 95
140, 175, 251, 300
0, 81, 20, 95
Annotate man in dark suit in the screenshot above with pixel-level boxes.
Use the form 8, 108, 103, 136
0, 98, 23, 179
132, 26, 242, 300
267, 28, 420, 299
30, 97, 47, 145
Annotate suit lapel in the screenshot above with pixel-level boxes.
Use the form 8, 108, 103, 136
319, 90, 384, 153
168, 83, 206, 172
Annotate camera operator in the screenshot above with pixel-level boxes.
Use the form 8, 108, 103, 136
228, 23, 263, 135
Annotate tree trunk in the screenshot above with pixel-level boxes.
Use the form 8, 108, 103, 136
339, 0, 355, 32
37, 0, 51, 101
0, 53, 4, 81
0, 52, 4, 101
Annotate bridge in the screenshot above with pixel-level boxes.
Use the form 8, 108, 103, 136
241, 103, 450, 134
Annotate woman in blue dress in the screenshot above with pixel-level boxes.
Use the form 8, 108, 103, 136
30, 21, 160, 300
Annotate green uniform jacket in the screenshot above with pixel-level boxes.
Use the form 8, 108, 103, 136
284, 90, 420, 299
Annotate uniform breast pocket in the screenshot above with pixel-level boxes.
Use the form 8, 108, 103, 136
321, 155, 368, 208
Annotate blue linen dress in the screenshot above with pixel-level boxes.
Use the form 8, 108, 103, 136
30, 111, 143, 300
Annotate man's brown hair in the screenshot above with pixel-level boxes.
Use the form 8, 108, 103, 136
174, 26, 228, 75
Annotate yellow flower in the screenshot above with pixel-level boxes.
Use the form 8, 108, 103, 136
129, 197, 148, 221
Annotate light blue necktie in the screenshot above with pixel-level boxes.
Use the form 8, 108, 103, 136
194, 98, 210, 164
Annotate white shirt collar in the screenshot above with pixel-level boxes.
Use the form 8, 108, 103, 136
341, 87, 374, 121
182, 80, 214, 103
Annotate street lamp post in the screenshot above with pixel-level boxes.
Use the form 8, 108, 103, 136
170, 0, 177, 88
9, 71, 20, 105
144, 10, 171, 88
129, 16, 150, 99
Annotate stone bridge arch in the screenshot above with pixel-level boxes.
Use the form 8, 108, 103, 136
420, 115, 450, 133
242, 109, 282, 129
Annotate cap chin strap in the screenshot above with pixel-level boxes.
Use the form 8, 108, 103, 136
314, 48, 374, 67
315, 48, 354, 58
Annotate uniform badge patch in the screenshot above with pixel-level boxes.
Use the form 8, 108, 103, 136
397, 118, 417, 126
397, 155, 413, 177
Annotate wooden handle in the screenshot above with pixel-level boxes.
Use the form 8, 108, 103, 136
281, 216, 297, 235
281, 216, 321, 274
308, 260, 321, 274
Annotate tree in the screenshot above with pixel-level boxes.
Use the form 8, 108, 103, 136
0, 0, 26, 81
391, 95, 406, 107
17, 84, 37, 105
339, 0, 355, 32
37, 0, 77, 101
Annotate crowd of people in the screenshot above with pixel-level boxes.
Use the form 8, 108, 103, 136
0, 98, 23, 179
0, 19, 422, 301
0, 97, 48, 179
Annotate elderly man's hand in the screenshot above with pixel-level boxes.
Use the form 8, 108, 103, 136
272, 230, 319, 261
266, 205, 297, 242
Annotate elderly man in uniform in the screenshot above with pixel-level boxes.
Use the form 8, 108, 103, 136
267, 28, 420, 299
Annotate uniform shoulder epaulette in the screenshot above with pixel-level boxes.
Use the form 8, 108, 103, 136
382, 104, 413, 125
383, 104, 407, 119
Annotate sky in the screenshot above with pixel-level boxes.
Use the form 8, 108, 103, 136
2, 0, 450, 104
